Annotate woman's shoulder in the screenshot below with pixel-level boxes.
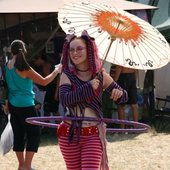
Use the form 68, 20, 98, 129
62, 69, 75, 80
60, 72, 71, 85
6, 60, 15, 70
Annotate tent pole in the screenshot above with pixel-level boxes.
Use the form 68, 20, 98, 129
30, 25, 60, 58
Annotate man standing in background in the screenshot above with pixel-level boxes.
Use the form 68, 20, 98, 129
114, 66, 139, 128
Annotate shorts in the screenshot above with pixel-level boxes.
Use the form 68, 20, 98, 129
117, 73, 137, 104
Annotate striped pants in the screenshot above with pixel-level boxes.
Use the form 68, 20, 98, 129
58, 134, 102, 170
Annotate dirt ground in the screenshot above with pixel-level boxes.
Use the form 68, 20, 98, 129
1, 128, 170, 170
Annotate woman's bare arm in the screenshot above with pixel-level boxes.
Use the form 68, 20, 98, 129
25, 64, 62, 86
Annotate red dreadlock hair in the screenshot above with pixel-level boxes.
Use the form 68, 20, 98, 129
61, 30, 102, 78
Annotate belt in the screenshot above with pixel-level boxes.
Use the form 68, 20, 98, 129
57, 122, 99, 136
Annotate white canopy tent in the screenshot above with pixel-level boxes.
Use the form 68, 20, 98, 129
0, 0, 158, 33
0, 0, 157, 13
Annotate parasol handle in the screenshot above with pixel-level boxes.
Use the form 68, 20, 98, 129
102, 38, 115, 67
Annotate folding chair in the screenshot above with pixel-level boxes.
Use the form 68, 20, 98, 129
154, 96, 170, 131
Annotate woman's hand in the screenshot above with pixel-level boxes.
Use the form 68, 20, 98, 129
55, 64, 63, 74
110, 89, 123, 101
90, 78, 100, 91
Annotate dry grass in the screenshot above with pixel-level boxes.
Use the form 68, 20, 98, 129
1, 128, 170, 170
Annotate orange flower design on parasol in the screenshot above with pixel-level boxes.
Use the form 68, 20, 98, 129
93, 11, 142, 46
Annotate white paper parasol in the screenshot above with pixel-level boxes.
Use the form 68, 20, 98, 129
58, 1, 170, 70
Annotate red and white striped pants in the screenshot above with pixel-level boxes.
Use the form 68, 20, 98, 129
58, 134, 102, 170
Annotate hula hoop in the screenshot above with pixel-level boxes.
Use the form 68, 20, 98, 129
26, 116, 150, 133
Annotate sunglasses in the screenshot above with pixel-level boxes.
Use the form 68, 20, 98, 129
69, 46, 86, 54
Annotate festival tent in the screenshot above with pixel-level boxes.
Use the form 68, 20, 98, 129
0, 0, 157, 13
151, 0, 170, 40
0, 0, 157, 57
151, 0, 170, 97
0, 0, 157, 29
130, 0, 170, 98
0, 0, 159, 89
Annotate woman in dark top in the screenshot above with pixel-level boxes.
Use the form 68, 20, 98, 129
58, 30, 128, 170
